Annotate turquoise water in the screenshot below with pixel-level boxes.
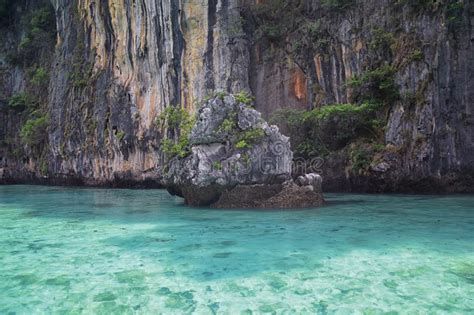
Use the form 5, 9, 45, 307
0, 186, 473, 314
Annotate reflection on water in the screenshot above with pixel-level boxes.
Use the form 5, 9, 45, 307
0, 186, 473, 314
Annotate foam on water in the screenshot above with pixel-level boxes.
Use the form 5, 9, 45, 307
0, 186, 473, 314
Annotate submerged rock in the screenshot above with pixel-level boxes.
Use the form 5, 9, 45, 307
164, 93, 323, 208
213, 180, 324, 209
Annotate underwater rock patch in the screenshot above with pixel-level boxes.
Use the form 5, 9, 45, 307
115, 270, 147, 285
93, 292, 117, 302
44, 275, 71, 287
267, 275, 288, 292
259, 302, 287, 313
157, 287, 172, 296
164, 290, 196, 312
13, 274, 39, 286
213, 252, 232, 258
450, 263, 474, 284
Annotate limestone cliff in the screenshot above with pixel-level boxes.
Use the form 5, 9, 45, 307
1, 0, 473, 192
1, 0, 250, 185
248, 0, 474, 192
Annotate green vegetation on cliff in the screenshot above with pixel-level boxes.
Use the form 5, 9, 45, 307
7, 6, 56, 66
346, 65, 399, 106
235, 128, 266, 150
7, 93, 36, 111
259, 0, 469, 182
159, 93, 266, 160
1, 1, 55, 175
271, 102, 381, 158
20, 114, 49, 147
156, 106, 196, 159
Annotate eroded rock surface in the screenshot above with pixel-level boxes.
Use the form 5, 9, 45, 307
213, 179, 324, 209
164, 94, 323, 208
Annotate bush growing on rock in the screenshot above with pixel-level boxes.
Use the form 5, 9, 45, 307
8, 93, 36, 111
9, 6, 56, 66
156, 106, 196, 159
20, 114, 49, 146
271, 102, 381, 158
234, 91, 254, 106
30, 67, 49, 87
346, 65, 399, 106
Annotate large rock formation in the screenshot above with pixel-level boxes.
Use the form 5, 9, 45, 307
164, 94, 324, 208
1, 0, 473, 193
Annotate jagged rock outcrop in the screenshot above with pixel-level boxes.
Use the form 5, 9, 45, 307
164, 94, 323, 208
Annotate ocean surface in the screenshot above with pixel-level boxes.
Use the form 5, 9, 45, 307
0, 185, 473, 314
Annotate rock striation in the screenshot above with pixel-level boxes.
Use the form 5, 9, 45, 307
164, 94, 323, 208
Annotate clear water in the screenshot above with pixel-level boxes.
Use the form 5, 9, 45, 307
0, 186, 473, 314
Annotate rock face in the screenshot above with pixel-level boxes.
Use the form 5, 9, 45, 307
1, 0, 473, 193
245, 0, 474, 193
1, 0, 250, 186
164, 94, 323, 208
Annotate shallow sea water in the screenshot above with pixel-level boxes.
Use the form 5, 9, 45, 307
0, 185, 473, 314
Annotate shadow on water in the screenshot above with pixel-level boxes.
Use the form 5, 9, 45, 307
322, 199, 367, 207
1, 186, 473, 282
101, 195, 474, 281
99, 214, 474, 282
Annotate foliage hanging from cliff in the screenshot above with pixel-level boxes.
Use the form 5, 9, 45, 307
445, 1, 465, 32
8, 5, 56, 66
349, 142, 385, 175
234, 91, 254, 106
156, 106, 196, 159
1, 1, 56, 165
271, 102, 382, 158
29, 67, 49, 88
346, 65, 399, 106
235, 128, 266, 150
7, 92, 40, 112
20, 113, 49, 147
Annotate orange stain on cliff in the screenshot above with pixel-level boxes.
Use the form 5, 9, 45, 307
148, 87, 158, 124
291, 68, 308, 103
314, 54, 323, 83
354, 39, 364, 52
